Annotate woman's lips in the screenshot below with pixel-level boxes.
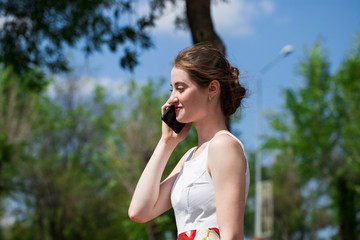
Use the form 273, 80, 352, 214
175, 106, 182, 112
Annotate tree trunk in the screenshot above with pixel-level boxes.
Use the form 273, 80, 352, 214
185, 0, 231, 130
0, 141, 12, 197
336, 175, 356, 240
36, 210, 45, 240
147, 220, 162, 240
186, 0, 225, 54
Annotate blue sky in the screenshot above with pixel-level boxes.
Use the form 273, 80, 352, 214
70, 0, 360, 151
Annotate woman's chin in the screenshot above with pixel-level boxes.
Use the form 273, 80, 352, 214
176, 117, 186, 124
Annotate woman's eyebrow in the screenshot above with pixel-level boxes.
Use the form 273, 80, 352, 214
174, 82, 185, 86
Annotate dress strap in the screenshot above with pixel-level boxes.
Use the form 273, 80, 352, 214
185, 147, 196, 162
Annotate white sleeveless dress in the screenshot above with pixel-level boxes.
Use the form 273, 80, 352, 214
170, 132, 250, 237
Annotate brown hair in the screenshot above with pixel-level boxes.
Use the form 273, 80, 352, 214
174, 43, 246, 116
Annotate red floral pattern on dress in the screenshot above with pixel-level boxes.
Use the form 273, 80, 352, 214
178, 228, 220, 240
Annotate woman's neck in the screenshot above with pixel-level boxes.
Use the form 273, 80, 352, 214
193, 113, 228, 147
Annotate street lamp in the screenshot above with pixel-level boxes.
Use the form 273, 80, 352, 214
254, 45, 293, 239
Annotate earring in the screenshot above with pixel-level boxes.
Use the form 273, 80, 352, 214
208, 96, 212, 101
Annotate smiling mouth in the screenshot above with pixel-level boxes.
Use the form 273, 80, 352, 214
175, 106, 182, 112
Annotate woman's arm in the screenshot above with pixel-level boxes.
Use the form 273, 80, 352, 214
208, 134, 247, 240
128, 102, 192, 223
128, 138, 191, 223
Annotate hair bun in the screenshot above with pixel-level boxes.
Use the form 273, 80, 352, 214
221, 66, 246, 116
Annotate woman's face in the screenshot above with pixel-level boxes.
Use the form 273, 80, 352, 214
169, 67, 209, 123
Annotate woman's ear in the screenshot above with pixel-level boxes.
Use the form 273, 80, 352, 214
208, 80, 220, 98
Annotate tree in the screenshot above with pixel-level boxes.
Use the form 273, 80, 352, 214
0, 0, 227, 74
3, 75, 123, 240
331, 36, 360, 240
264, 37, 360, 239
0, 66, 44, 240
0, 64, 49, 197
0, 0, 154, 73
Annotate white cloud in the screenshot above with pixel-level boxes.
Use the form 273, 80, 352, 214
0, 216, 15, 227
138, 0, 275, 37
154, 1, 186, 36
138, 0, 187, 37
133, 0, 187, 37
212, 0, 275, 37
259, 0, 275, 15
0, 14, 33, 29
46, 75, 127, 101
0, 16, 6, 28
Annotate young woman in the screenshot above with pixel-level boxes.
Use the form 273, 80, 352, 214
128, 44, 250, 240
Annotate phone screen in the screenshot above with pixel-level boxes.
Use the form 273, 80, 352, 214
161, 105, 185, 133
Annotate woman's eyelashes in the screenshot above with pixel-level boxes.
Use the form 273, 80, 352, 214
170, 85, 185, 93
176, 87, 185, 92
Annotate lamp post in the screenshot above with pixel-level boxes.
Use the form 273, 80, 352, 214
254, 45, 293, 239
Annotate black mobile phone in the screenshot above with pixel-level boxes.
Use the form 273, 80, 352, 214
161, 105, 185, 134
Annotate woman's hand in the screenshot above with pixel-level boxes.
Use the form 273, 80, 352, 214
161, 101, 192, 143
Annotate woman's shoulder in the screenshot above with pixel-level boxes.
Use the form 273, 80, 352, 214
209, 131, 244, 152
208, 131, 247, 168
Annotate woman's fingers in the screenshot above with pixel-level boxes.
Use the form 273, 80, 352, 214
161, 100, 172, 115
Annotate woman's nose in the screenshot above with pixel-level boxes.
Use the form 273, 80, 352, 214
168, 96, 179, 105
